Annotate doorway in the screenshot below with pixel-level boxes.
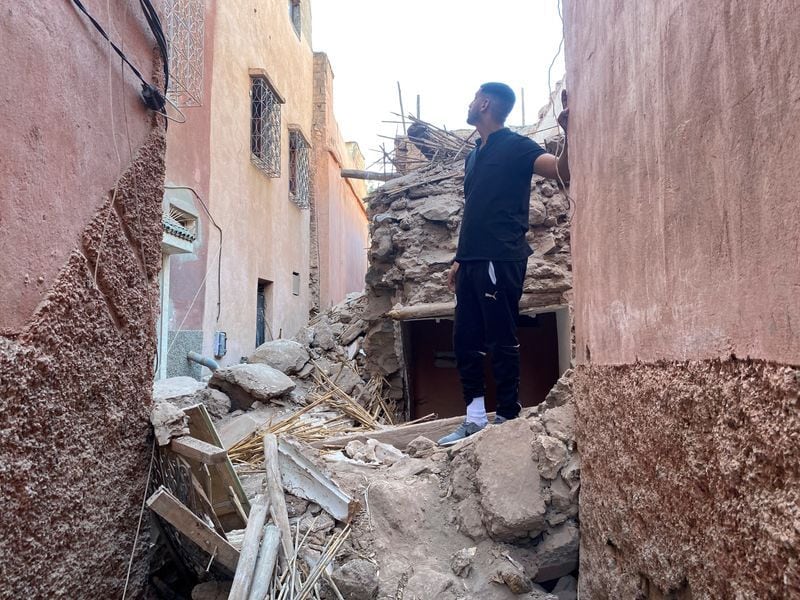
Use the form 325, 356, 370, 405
403, 308, 569, 419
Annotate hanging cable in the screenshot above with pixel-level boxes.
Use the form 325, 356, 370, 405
70, 0, 169, 115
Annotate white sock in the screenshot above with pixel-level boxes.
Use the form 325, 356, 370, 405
466, 396, 488, 426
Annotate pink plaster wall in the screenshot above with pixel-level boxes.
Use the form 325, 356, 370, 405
312, 53, 369, 310
566, 0, 800, 367
0, 2, 158, 333
0, 3, 166, 597
165, 1, 218, 334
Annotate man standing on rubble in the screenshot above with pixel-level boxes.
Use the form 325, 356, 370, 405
438, 82, 569, 445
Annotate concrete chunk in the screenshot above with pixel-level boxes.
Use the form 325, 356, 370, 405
248, 339, 310, 375
209, 363, 295, 410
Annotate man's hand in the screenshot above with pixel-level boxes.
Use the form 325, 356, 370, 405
447, 261, 460, 292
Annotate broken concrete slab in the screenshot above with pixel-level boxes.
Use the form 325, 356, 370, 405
209, 363, 295, 410
248, 339, 310, 375
415, 193, 462, 222
533, 434, 569, 480
153, 376, 204, 405
277, 438, 359, 522
532, 521, 579, 582
150, 401, 190, 446
450, 547, 477, 577
217, 411, 274, 450
542, 403, 575, 446
193, 387, 231, 419
474, 420, 547, 540
331, 559, 379, 600
552, 574, 578, 600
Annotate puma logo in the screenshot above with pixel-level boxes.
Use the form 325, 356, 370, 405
484, 291, 499, 300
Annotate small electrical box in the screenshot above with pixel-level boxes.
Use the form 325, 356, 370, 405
213, 331, 227, 358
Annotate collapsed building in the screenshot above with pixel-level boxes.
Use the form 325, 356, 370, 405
362, 122, 573, 420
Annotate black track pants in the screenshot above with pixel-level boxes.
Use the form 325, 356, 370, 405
453, 259, 526, 419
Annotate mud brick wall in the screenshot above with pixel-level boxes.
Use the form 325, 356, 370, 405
565, 0, 800, 597
0, 3, 167, 597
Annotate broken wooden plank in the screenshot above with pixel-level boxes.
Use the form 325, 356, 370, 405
312, 408, 536, 450
183, 404, 251, 530
171, 435, 228, 465
229, 496, 270, 600
278, 438, 359, 522
191, 473, 227, 538
147, 486, 240, 572
247, 525, 281, 600
263, 434, 293, 564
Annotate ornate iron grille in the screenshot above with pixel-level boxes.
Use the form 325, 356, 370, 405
165, 0, 204, 107
289, 130, 311, 209
250, 77, 282, 177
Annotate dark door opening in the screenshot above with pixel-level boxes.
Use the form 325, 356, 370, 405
256, 279, 273, 347
404, 312, 561, 419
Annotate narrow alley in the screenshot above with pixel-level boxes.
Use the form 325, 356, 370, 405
0, 2, 798, 600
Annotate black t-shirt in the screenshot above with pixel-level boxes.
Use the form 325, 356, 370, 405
455, 128, 546, 262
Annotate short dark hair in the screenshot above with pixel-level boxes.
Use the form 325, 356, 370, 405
479, 82, 516, 122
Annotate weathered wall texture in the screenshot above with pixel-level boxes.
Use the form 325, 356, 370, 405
565, 1, 800, 597
0, 4, 166, 597
311, 53, 369, 312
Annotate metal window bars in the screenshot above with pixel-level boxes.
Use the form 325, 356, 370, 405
165, 0, 204, 107
250, 77, 282, 177
289, 130, 311, 209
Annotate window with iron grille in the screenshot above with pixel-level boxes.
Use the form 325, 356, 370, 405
250, 77, 282, 177
165, 0, 204, 107
289, 0, 301, 38
289, 130, 310, 209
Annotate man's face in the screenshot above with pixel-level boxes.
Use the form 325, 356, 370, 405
466, 91, 484, 126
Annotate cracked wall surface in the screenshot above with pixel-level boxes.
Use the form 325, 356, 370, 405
0, 3, 166, 597
565, 1, 800, 597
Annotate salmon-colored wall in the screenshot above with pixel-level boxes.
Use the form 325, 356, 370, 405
0, 2, 166, 596
312, 53, 369, 310
0, 2, 157, 332
566, 2, 800, 597
202, 0, 315, 362
567, 0, 800, 367
164, 1, 217, 356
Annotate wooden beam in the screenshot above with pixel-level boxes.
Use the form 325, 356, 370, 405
248, 526, 281, 600
147, 486, 240, 572
171, 435, 228, 465
386, 300, 569, 321
312, 408, 536, 450
263, 435, 294, 564
278, 439, 360, 522
229, 496, 270, 600
183, 404, 251, 529
340, 168, 397, 182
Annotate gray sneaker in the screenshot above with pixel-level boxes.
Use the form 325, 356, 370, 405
437, 420, 486, 446
493, 415, 508, 425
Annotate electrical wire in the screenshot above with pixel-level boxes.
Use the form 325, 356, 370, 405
70, 0, 169, 117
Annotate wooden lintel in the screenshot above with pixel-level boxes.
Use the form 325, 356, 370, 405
386, 300, 568, 321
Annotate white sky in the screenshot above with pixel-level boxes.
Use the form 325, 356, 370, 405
312, 0, 566, 168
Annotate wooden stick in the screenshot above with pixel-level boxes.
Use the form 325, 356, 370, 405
171, 435, 228, 464
263, 435, 294, 564
247, 525, 281, 600
397, 82, 406, 134
229, 496, 270, 600
147, 486, 240, 572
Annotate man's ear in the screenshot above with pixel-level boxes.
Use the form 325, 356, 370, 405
479, 97, 491, 114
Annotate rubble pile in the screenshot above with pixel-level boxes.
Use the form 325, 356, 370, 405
315, 370, 579, 600
150, 366, 579, 599
362, 157, 572, 396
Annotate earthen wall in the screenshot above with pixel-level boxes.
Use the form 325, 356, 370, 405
0, 2, 166, 597
565, 1, 800, 597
